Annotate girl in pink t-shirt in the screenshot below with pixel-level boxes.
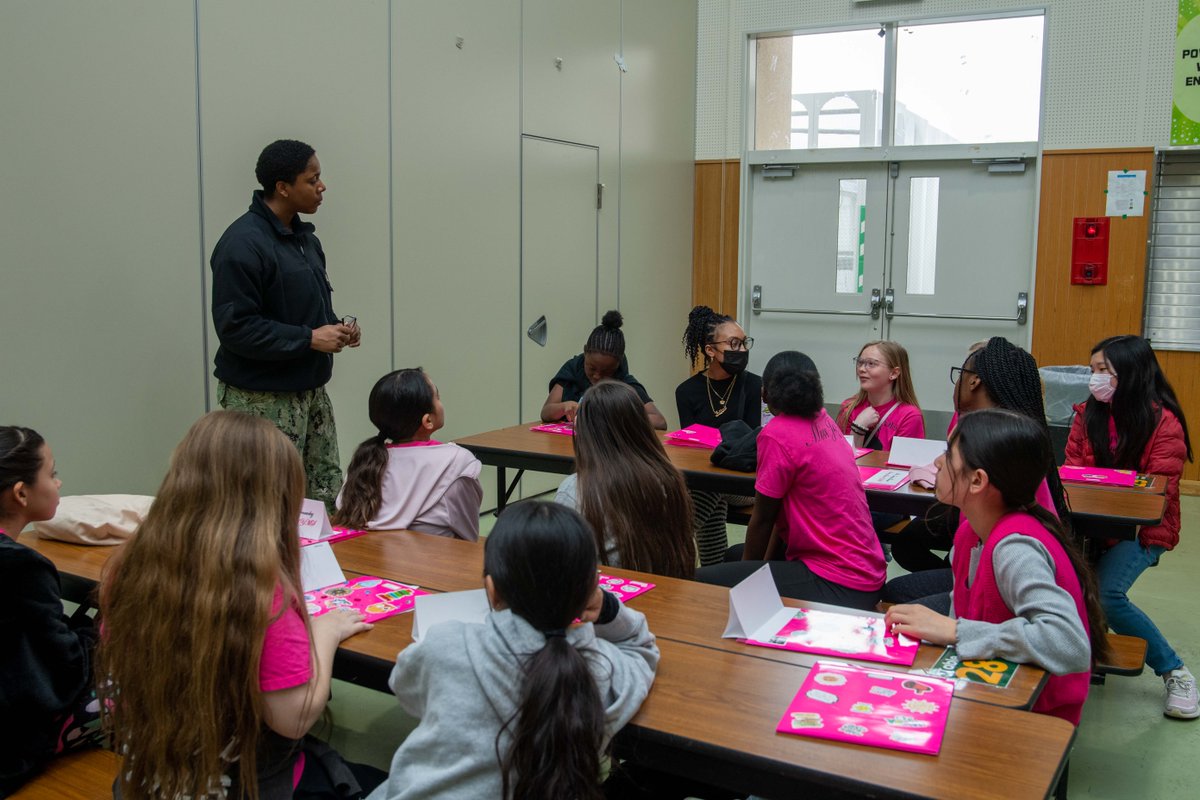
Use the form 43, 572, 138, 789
886, 409, 1111, 725
836, 340, 924, 451
695, 351, 885, 610
99, 412, 377, 799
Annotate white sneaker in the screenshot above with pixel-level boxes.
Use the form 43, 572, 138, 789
1164, 668, 1200, 720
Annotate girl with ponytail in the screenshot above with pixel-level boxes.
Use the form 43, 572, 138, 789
886, 409, 1110, 726
333, 369, 482, 540
368, 501, 659, 800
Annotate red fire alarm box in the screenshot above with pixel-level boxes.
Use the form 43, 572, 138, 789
1071, 217, 1110, 285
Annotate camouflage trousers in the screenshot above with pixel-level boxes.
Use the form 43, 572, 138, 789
217, 381, 342, 513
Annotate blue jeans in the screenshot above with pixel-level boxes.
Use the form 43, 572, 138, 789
1095, 540, 1183, 676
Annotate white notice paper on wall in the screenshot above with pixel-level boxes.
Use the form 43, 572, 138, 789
1106, 170, 1146, 217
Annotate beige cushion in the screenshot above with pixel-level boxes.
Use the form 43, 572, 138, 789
32, 494, 154, 546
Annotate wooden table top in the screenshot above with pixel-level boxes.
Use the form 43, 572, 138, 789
19, 530, 1071, 799
457, 424, 1165, 530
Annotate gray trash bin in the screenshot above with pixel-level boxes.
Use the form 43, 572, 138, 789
1040, 365, 1092, 425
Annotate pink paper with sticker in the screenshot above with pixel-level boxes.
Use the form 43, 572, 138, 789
530, 422, 575, 436
744, 608, 919, 666
664, 424, 722, 449
777, 661, 953, 755
304, 576, 430, 623
599, 574, 655, 601
1058, 465, 1137, 486
300, 525, 370, 547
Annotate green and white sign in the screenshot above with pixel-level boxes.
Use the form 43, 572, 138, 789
1173, 1, 1200, 144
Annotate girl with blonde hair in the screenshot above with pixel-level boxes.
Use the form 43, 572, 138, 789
99, 411, 376, 799
836, 340, 924, 450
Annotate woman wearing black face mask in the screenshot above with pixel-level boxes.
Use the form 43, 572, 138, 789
676, 306, 762, 566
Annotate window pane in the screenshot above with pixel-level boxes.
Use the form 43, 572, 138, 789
894, 16, 1044, 145
754, 28, 884, 149
906, 178, 939, 295
837, 179, 867, 294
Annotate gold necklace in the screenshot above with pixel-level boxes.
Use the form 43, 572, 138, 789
705, 372, 737, 417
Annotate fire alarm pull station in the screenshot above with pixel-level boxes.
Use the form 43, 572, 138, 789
1071, 217, 1109, 285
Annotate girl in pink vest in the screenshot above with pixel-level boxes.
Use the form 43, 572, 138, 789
886, 409, 1111, 725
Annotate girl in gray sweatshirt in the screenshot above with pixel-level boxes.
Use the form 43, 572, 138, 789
367, 501, 659, 800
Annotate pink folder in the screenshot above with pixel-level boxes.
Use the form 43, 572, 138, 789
858, 465, 911, 491
1058, 465, 1137, 486
777, 661, 954, 755
743, 607, 919, 666
305, 576, 429, 623
300, 526, 369, 547
530, 422, 575, 436
599, 574, 654, 601
664, 424, 722, 449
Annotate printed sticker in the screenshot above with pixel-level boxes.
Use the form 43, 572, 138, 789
850, 702, 875, 713
364, 602, 396, 615
890, 730, 933, 746
324, 586, 353, 597
901, 699, 941, 715
885, 715, 931, 729
902, 679, 934, 694
815, 672, 848, 686
805, 689, 839, 704
868, 686, 897, 697
838, 723, 868, 737
789, 712, 824, 729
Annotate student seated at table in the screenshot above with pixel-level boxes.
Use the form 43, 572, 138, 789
835, 340, 924, 450
1, 426, 103, 796
367, 501, 659, 800
99, 411, 380, 799
694, 351, 886, 611
334, 368, 483, 540
675, 304, 761, 567
886, 409, 1110, 725
1065, 334, 1197, 720
555, 380, 696, 578
885, 337, 1070, 611
541, 310, 667, 430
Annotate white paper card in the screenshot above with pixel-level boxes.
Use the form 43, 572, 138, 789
1106, 170, 1146, 217
299, 498, 335, 540
413, 589, 490, 642
887, 437, 947, 468
863, 469, 910, 490
299, 541, 345, 593
722, 564, 792, 639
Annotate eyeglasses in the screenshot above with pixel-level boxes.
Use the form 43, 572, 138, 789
852, 357, 885, 370
713, 337, 753, 351
950, 366, 976, 385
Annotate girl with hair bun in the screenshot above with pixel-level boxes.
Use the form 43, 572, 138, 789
367, 501, 658, 800
674, 305, 761, 566
1065, 334, 1196, 720
541, 310, 667, 430
334, 368, 482, 540
695, 352, 886, 610
887, 409, 1109, 726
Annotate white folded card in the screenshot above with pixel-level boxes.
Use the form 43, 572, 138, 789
412, 589, 490, 642
298, 498, 336, 540
299, 541, 346, 592
722, 563, 797, 641
887, 436, 947, 468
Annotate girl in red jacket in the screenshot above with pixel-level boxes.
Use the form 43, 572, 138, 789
1065, 334, 1197, 720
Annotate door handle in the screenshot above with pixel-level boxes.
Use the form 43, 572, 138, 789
870, 288, 882, 320
752, 284, 880, 318
884, 292, 1029, 324
526, 315, 547, 347
884, 288, 895, 318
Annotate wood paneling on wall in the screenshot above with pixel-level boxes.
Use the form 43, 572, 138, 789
692, 159, 740, 316
1031, 147, 1200, 481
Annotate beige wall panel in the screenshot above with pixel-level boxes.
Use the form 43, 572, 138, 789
0, 0, 204, 494
523, 0, 621, 316
393, 0, 521, 508
619, 0, 698, 426
197, 0, 393, 468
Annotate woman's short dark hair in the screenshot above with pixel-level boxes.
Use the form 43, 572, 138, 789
255, 139, 315, 195
762, 351, 823, 417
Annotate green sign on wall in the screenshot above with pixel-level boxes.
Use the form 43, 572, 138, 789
1174, 1, 1200, 144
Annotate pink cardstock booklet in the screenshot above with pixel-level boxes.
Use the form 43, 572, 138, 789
599, 574, 654, 601
723, 565, 918, 666
664, 424, 722, 449
306, 576, 430, 623
842, 435, 872, 459
530, 422, 575, 436
858, 465, 912, 492
1058, 465, 1138, 487
777, 661, 954, 755
300, 526, 369, 547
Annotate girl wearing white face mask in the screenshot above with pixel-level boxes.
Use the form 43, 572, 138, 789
1065, 335, 1197, 721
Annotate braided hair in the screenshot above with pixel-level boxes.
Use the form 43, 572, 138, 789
682, 305, 733, 369
968, 337, 1071, 526
584, 310, 626, 359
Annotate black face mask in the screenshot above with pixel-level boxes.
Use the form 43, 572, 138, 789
720, 350, 749, 375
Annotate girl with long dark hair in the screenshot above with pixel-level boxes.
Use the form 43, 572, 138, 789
334, 368, 482, 540
368, 501, 659, 800
556, 380, 696, 578
1065, 334, 1197, 720
887, 409, 1109, 725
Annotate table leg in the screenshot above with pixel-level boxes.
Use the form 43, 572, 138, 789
494, 467, 526, 515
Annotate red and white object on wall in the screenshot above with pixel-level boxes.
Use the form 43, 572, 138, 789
1071, 217, 1110, 285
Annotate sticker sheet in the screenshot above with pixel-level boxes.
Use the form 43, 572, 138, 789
777, 661, 954, 755
1058, 465, 1137, 486
530, 422, 575, 436
744, 608, 919, 666
599, 574, 654, 602
305, 576, 429, 623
